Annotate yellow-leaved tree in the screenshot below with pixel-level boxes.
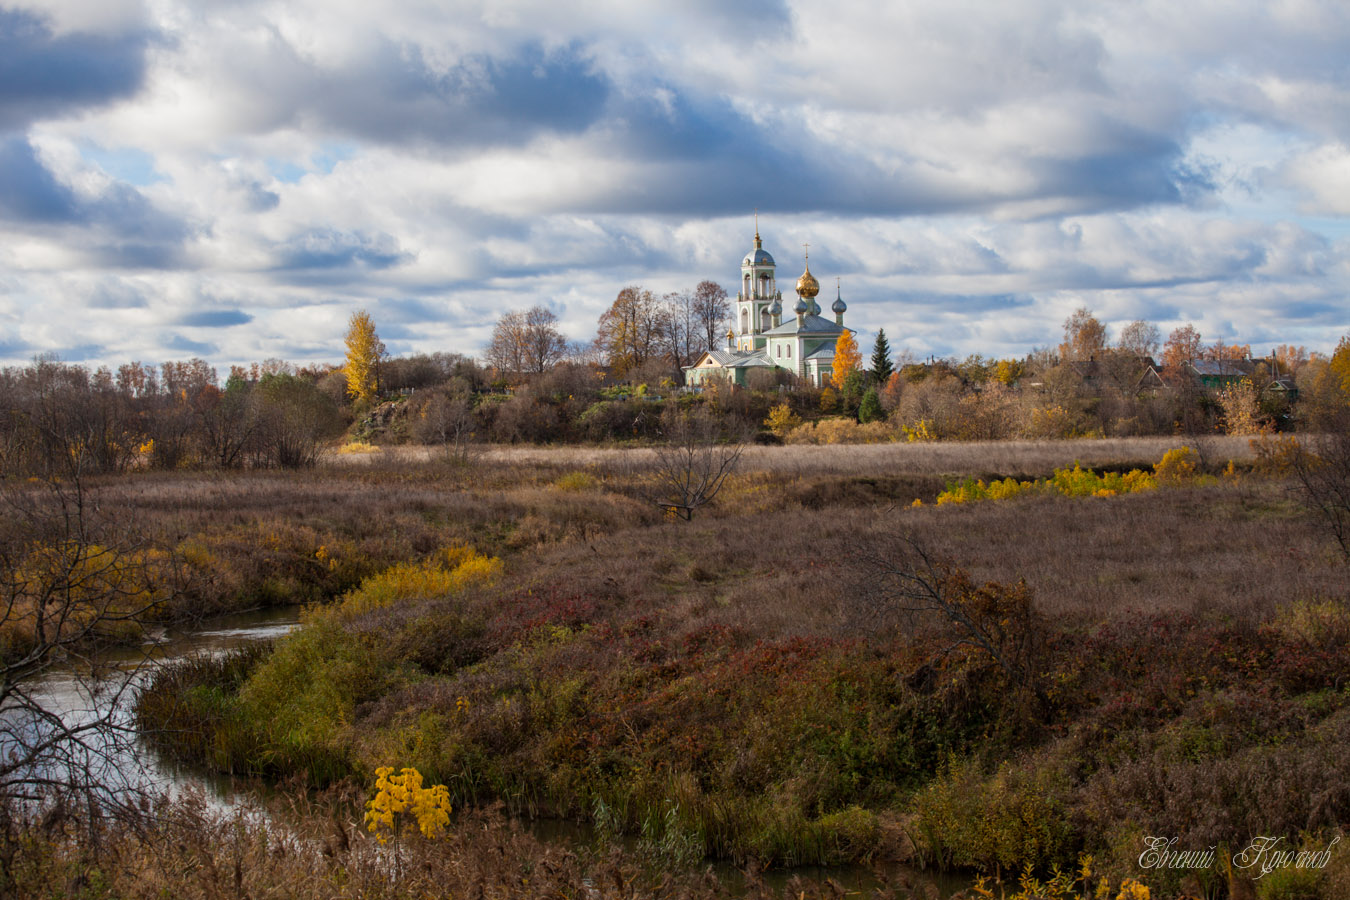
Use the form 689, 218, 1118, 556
344, 310, 384, 403
831, 330, 862, 389
1331, 334, 1350, 399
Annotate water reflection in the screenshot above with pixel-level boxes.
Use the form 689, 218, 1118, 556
1, 605, 301, 808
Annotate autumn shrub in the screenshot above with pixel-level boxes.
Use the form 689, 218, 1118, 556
365, 766, 453, 842
336, 546, 501, 618
913, 755, 1075, 873
1051, 462, 1156, 497
175, 521, 378, 614
932, 449, 1203, 505
574, 398, 666, 441
1285, 417, 1350, 560
553, 470, 599, 491
763, 401, 802, 439
1024, 403, 1090, 439
1250, 433, 1304, 475
902, 419, 937, 442
783, 417, 893, 444
231, 614, 390, 780
1271, 596, 1350, 651
135, 643, 273, 770
1153, 445, 1199, 484
936, 476, 1037, 505
0, 540, 174, 660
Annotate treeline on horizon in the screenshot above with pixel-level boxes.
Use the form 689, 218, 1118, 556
3, 302, 1350, 478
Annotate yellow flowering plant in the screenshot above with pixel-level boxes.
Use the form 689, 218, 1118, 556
365, 766, 452, 843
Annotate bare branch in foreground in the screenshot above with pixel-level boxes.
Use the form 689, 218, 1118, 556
651, 409, 747, 521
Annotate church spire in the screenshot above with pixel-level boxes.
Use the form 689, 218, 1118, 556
754, 210, 761, 250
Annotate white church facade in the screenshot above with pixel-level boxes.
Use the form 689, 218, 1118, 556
683, 226, 853, 388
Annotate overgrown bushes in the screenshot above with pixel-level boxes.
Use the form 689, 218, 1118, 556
124, 448, 1350, 896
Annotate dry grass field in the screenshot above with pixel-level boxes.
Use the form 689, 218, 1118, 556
10, 436, 1349, 899
334, 434, 1259, 476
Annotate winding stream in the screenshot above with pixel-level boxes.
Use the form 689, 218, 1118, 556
13, 607, 971, 897
6, 605, 301, 805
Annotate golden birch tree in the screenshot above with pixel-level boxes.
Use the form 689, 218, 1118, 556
344, 310, 384, 403
831, 330, 862, 389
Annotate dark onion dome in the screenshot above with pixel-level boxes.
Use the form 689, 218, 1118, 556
832, 284, 847, 315
794, 297, 809, 314
769, 297, 782, 315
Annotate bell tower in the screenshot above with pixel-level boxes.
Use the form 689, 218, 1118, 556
735, 214, 778, 351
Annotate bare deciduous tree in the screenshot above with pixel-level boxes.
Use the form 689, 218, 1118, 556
692, 280, 730, 354
662, 290, 698, 372
855, 534, 1045, 704
650, 410, 746, 520
596, 287, 666, 378
1118, 320, 1161, 359
1290, 415, 1350, 561
414, 387, 480, 464
486, 306, 567, 378
0, 472, 180, 841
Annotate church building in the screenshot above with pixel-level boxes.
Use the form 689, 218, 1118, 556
683, 225, 853, 388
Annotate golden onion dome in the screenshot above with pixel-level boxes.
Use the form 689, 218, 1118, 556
795, 261, 820, 300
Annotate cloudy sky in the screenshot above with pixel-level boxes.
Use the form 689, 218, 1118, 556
3, 0, 1350, 372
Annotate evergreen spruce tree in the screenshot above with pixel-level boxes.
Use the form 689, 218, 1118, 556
870, 329, 894, 385
858, 387, 884, 424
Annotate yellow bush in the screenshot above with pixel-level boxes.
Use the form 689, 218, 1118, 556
365, 766, 452, 842
338, 441, 381, 454
1249, 434, 1303, 476
903, 419, 937, 442
913, 755, 1074, 872
783, 417, 894, 445
339, 546, 502, 617
937, 477, 1035, 505
1026, 404, 1082, 439
934, 464, 1158, 506
1153, 446, 1197, 485
763, 402, 802, 439
1273, 597, 1350, 648
2, 541, 172, 656
554, 471, 598, 492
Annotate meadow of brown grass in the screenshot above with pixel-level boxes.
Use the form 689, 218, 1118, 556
14, 437, 1349, 898
339, 434, 1259, 476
